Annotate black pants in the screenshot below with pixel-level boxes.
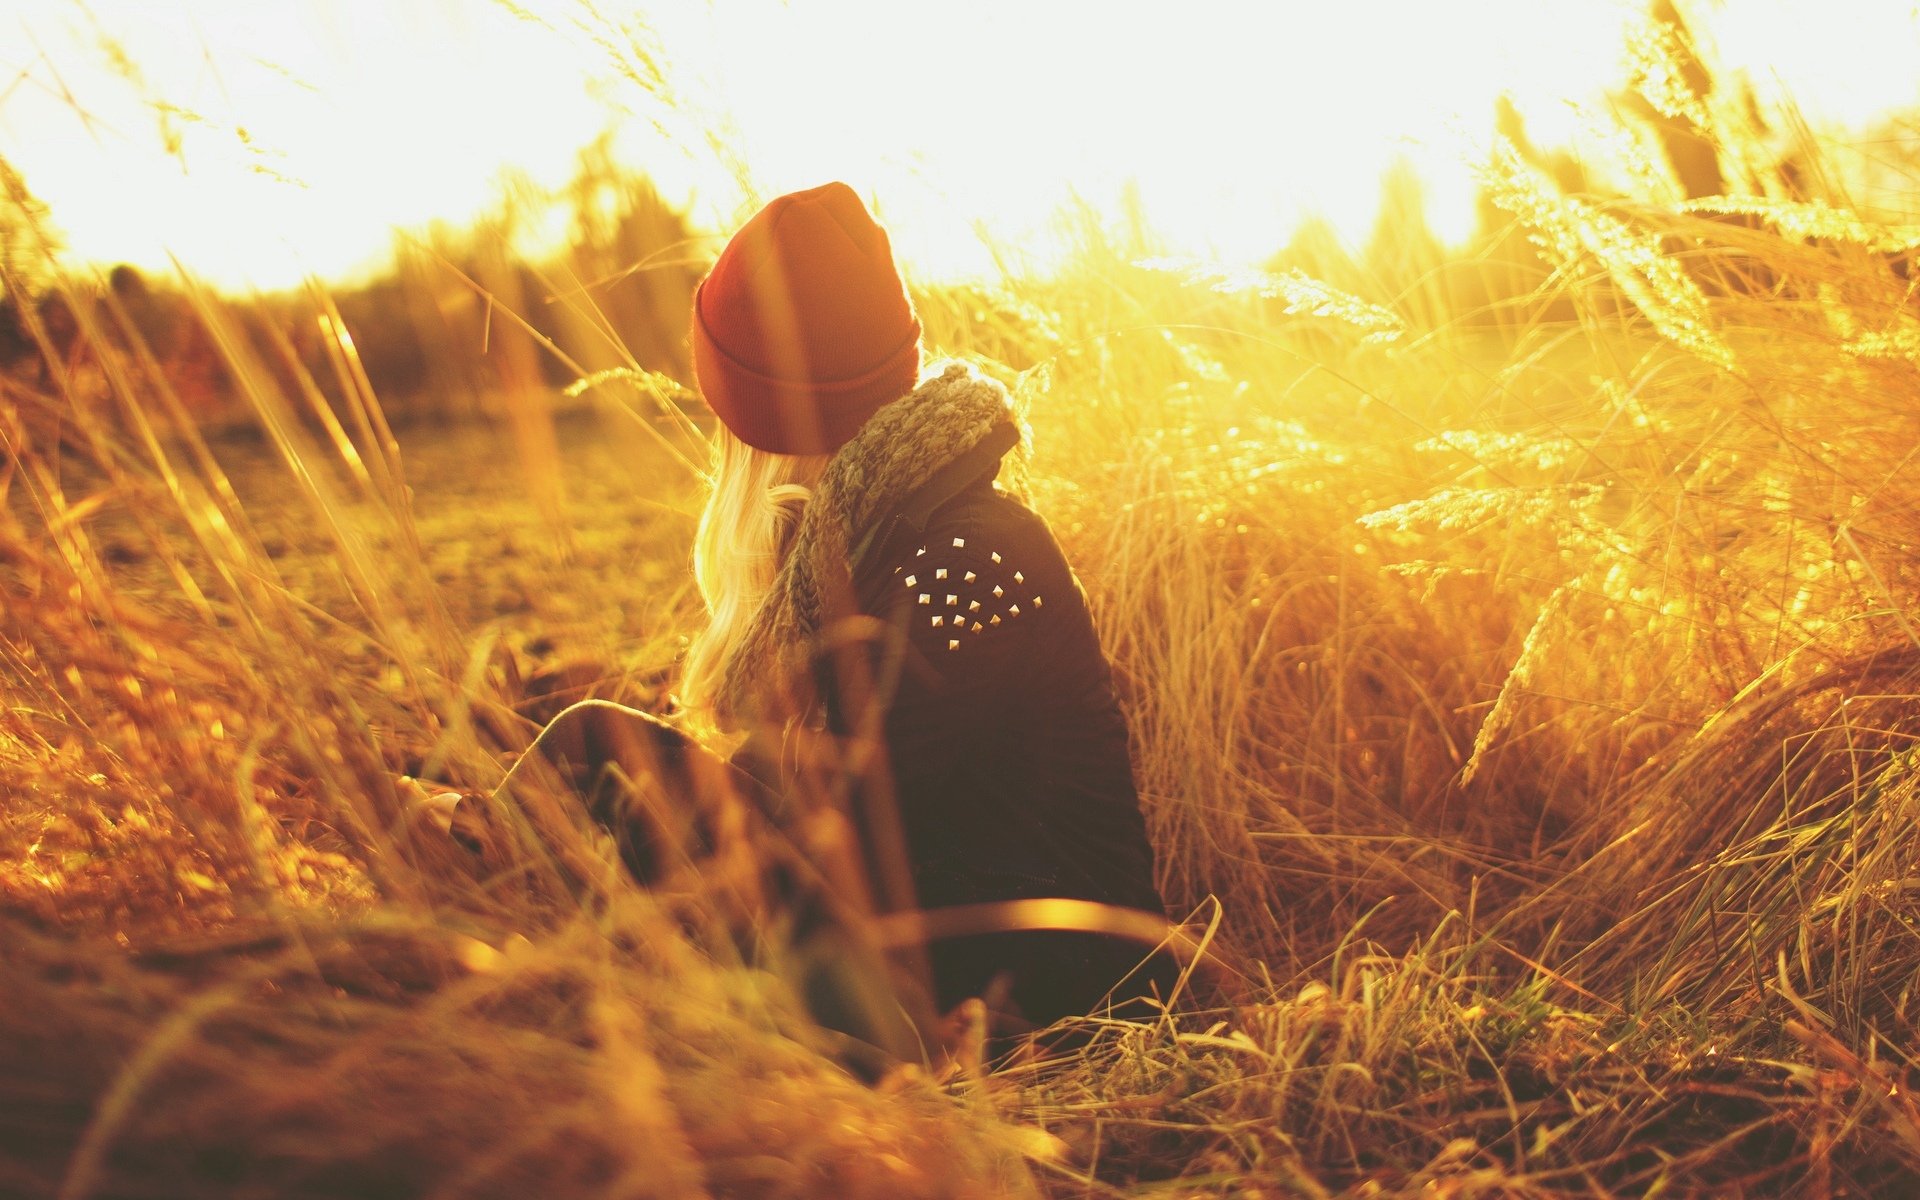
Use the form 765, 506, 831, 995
503, 701, 1175, 1056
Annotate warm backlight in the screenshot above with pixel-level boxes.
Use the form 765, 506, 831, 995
1, 0, 1916, 291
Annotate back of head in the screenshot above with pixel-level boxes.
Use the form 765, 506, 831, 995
691, 182, 923, 457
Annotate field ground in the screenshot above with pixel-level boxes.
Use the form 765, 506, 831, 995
206, 406, 704, 691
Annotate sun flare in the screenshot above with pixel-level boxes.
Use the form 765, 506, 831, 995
1, 0, 1917, 289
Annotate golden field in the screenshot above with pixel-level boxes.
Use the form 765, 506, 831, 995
4, 16, 1920, 1197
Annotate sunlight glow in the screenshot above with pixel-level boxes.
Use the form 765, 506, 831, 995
2, 0, 1917, 290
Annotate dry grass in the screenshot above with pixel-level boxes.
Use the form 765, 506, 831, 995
7, 16, 1920, 1196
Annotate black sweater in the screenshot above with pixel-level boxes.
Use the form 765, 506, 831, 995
823, 452, 1170, 1023
855, 476, 1161, 914
502, 438, 1169, 1037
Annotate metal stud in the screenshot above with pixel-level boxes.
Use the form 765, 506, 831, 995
935, 568, 948, 580
947, 639, 961, 651
991, 552, 1002, 564
946, 594, 958, 607
968, 600, 982, 612
989, 614, 1001, 626
963, 570, 977, 583
952, 537, 966, 548
1014, 571, 1024, 585
971, 621, 983, 632
918, 594, 931, 605
904, 574, 916, 587
992, 585, 1004, 598
916, 546, 926, 557
932, 615, 944, 627
1009, 604, 1020, 617
1033, 596, 1044, 608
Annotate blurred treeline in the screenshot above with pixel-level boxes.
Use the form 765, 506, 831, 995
0, 2, 1900, 425
0, 134, 702, 428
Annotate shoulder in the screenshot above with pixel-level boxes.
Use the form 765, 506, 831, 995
938, 480, 1071, 565
863, 484, 1078, 663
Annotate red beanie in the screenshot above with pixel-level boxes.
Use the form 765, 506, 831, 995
691, 182, 923, 455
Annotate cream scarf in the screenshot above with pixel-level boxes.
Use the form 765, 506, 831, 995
715, 360, 1022, 723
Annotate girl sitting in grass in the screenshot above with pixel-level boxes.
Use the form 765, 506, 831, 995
438, 182, 1174, 1062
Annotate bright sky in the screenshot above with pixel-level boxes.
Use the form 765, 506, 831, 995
2, 0, 1917, 291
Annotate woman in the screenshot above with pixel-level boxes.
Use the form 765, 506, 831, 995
477, 182, 1172, 1054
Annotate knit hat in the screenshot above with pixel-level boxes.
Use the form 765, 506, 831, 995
691, 182, 923, 456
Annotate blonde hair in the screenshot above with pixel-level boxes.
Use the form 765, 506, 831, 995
678, 427, 829, 732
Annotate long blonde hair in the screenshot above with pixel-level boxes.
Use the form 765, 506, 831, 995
678, 427, 830, 732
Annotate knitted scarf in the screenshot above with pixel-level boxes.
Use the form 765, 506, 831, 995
715, 359, 1021, 723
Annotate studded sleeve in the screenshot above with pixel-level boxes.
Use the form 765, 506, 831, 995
881, 534, 1053, 684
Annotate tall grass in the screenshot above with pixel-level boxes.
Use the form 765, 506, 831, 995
6, 12, 1920, 1196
